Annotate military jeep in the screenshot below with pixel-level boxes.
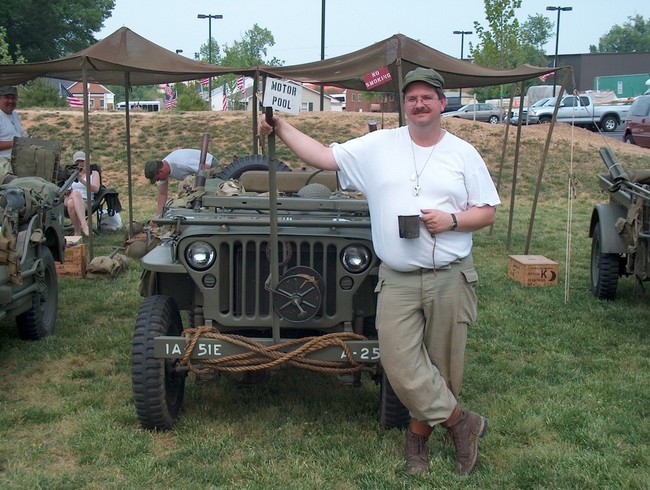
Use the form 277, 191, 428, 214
0, 138, 68, 340
589, 147, 650, 299
133, 154, 408, 430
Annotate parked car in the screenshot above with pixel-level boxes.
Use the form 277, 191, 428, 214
510, 97, 552, 125
622, 94, 650, 148
529, 93, 630, 132
442, 103, 502, 124
442, 95, 463, 113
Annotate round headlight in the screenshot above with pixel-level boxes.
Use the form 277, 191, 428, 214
185, 241, 216, 271
341, 245, 371, 273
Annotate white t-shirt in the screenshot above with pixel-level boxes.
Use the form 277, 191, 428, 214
162, 149, 214, 182
331, 126, 501, 271
0, 111, 28, 158
70, 173, 98, 200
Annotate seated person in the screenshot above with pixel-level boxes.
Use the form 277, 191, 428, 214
65, 151, 99, 236
144, 148, 215, 216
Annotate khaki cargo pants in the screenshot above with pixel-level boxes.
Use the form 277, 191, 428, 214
375, 255, 478, 425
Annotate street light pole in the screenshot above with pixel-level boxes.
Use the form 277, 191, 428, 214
546, 6, 572, 97
453, 30, 472, 107
197, 13, 223, 110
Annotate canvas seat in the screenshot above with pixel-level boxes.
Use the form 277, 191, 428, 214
62, 163, 122, 234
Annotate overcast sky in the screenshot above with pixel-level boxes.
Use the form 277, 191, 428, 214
98, 0, 650, 66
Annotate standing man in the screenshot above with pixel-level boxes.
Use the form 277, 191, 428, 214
260, 67, 500, 476
0, 86, 29, 182
144, 148, 216, 216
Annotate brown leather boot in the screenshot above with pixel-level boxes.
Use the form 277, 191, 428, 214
405, 431, 429, 475
442, 405, 488, 475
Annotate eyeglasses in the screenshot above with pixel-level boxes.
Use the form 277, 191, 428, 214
404, 95, 439, 105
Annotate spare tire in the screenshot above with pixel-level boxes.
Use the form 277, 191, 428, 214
217, 155, 291, 180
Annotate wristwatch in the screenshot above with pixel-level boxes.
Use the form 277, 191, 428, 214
450, 213, 458, 231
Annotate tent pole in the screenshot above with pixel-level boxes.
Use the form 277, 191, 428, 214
82, 64, 95, 258
252, 71, 259, 155
124, 72, 134, 239
524, 68, 571, 254
491, 84, 516, 236
505, 82, 526, 251
396, 61, 404, 126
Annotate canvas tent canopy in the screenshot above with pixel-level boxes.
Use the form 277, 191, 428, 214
0, 28, 559, 256
258, 34, 557, 93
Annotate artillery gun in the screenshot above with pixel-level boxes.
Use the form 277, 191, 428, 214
589, 147, 650, 299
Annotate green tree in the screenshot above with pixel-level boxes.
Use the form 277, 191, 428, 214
198, 39, 222, 65
19, 79, 67, 108
470, 0, 553, 101
0, 0, 115, 62
590, 15, 650, 53
0, 26, 25, 63
220, 24, 283, 67
176, 83, 209, 111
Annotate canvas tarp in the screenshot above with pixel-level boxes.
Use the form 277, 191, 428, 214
258, 34, 557, 92
0, 28, 559, 256
0, 27, 240, 86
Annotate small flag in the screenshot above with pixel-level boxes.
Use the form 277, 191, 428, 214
200, 77, 210, 87
60, 83, 83, 108
222, 82, 227, 111
236, 75, 245, 94
539, 61, 555, 83
164, 83, 177, 109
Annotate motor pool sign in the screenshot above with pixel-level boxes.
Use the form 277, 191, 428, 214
263, 78, 302, 115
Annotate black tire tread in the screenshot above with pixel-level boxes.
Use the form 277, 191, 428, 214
217, 154, 291, 181
590, 223, 620, 300
131, 295, 186, 430
379, 369, 410, 429
16, 245, 58, 340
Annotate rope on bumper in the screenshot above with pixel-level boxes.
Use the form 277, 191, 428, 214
180, 325, 367, 375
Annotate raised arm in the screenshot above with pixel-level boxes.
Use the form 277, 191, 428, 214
260, 115, 339, 171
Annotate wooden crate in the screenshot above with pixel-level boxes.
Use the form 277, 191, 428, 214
508, 255, 559, 287
55, 243, 87, 278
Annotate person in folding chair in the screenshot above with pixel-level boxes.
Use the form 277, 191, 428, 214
65, 150, 99, 236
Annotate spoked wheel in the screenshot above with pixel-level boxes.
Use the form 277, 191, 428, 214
16, 245, 58, 340
600, 115, 618, 133
132, 295, 186, 429
378, 367, 410, 429
590, 222, 620, 300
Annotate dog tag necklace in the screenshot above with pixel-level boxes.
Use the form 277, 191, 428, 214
410, 134, 441, 197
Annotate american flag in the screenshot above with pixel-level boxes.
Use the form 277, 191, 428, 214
222, 82, 227, 111
539, 61, 555, 83
236, 75, 245, 94
200, 77, 210, 87
60, 83, 83, 108
164, 83, 177, 109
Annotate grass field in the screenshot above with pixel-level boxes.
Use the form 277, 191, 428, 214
0, 110, 648, 489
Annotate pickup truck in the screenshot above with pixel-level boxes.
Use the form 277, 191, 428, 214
528, 94, 630, 132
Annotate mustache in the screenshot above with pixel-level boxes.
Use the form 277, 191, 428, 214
412, 107, 431, 114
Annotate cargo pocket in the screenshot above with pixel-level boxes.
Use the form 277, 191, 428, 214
457, 268, 478, 325
374, 277, 385, 332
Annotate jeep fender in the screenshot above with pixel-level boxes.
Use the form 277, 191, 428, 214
589, 203, 627, 254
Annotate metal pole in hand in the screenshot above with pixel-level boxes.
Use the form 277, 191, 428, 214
265, 107, 280, 344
